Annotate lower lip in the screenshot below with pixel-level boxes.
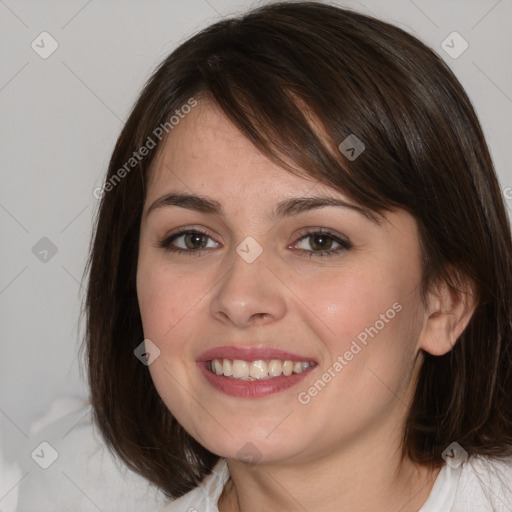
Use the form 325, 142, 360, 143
197, 362, 314, 398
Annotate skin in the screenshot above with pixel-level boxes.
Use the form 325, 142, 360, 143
136, 100, 475, 512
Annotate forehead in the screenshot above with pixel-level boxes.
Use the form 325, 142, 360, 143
147, 100, 337, 201
142, 101, 393, 231
140, 102, 419, 254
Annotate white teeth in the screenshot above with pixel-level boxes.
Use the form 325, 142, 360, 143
267, 359, 283, 377
209, 358, 313, 380
231, 359, 249, 378
213, 359, 223, 375
282, 360, 293, 376
249, 360, 268, 379
222, 359, 233, 376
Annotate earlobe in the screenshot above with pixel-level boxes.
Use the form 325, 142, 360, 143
418, 278, 477, 356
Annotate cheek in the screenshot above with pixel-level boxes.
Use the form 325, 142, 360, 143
136, 255, 205, 345
136, 256, 212, 407
294, 263, 402, 347
137, 259, 205, 433
291, 257, 421, 390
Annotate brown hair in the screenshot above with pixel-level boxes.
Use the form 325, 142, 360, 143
81, 0, 512, 499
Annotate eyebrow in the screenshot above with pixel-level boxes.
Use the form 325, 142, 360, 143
145, 192, 382, 224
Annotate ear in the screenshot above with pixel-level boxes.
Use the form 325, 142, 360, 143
418, 276, 478, 356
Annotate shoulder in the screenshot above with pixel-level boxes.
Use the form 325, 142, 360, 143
453, 454, 512, 511
158, 458, 229, 512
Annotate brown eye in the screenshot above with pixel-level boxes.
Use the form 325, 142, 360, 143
159, 229, 219, 254
309, 233, 335, 251
182, 232, 209, 249
293, 230, 351, 257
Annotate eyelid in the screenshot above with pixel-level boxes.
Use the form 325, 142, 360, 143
292, 227, 351, 245
161, 225, 218, 242
158, 226, 219, 251
157, 226, 352, 259
290, 228, 352, 256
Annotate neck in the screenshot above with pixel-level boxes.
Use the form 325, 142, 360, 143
218, 416, 441, 512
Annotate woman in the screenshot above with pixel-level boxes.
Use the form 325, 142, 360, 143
83, 2, 512, 510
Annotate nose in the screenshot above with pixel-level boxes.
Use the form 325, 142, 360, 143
209, 241, 287, 328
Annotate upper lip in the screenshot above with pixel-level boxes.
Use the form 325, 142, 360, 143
198, 345, 317, 363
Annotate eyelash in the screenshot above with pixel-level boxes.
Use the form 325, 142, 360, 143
157, 228, 352, 258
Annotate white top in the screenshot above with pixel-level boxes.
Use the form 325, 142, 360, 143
159, 454, 512, 511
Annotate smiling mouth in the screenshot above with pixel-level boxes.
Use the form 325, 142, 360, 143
206, 358, 317, 380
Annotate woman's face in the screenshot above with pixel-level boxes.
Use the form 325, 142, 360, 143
136, 100, 430, 465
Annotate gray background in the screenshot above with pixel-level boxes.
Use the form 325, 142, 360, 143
1, 0, 511, 487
